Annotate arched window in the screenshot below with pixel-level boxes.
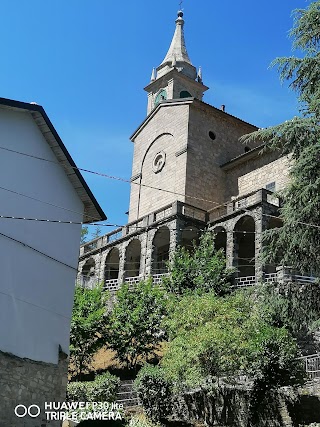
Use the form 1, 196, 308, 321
234, 216, 255, 277
104, 248, 120, 281
152, 227, 170, 274
213, 226, 227, 255
180, 90, 192, 98
124, 240, 141, 278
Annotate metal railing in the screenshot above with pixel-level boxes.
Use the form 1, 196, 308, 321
298, 354, 320, 379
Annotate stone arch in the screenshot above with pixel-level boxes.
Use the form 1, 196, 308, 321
104, 248, 120, 281
213, 226, 227, 255
124, 239, 141, 278
181, 225, 200, 252
81, 258, 96, 277
234, 215, 256, 277
152, 226, 170, 274
264, 215, 282, 274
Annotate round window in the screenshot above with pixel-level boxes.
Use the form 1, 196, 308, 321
152, 151, 166, 173
209, 131, 216, 140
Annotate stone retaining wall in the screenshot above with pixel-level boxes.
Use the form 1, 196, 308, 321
0, 348, 68, 427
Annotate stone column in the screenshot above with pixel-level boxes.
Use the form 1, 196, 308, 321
255, 208, 264, 282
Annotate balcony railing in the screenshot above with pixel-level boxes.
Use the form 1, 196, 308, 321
80, 201, 207, 256
209, 188, 281, 222
78, 273, 168, 292
234, 272, 317, 288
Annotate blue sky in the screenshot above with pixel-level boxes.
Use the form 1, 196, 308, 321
0, 0, 309, 236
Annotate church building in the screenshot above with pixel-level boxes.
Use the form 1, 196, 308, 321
78, 10, 291, 289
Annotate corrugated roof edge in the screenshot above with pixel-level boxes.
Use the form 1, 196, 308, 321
0, 97, 107, 223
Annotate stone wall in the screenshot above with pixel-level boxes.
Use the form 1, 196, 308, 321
186, 101, 260, 212
0, 348, 68, 427
129, 102, 190, 222
223, 151, 290, 201
238, 156, 291, 196
168, 382, 320, 427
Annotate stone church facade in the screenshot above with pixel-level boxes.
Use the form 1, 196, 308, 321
78, 10, 292, 290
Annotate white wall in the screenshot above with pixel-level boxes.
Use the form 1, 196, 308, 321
0, 107, 84, 364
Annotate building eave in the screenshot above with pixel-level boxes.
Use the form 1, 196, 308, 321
0, 97, 107, 223
220, 144, 266, 170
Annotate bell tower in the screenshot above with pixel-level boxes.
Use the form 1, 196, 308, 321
145, 10, 208, 115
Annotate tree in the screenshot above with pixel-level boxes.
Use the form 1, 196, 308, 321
70, 285, 108, 379
80, 225, 89, 244
243, 1, 320, 273
163, 232, 234, 295
106, 279, 169, 370
161, 290, 303, 390
92, 225, 102, 240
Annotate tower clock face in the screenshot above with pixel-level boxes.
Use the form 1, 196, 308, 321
154, 89, 167, 107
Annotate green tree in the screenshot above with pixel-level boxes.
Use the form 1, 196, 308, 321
92, 225, 102, 240
163, 232, 233, 295
243, 1, 320, 273
70, 285, 108, 379
161, 290, 303, 390
80, 225, 89, 244
106, 279, 169, 370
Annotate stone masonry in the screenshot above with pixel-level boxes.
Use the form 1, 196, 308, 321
0, 348, 68, 427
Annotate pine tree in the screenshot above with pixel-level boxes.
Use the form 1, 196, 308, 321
244, 1, 320, 274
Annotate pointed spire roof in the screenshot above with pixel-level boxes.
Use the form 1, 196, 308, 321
161, 11, 192, 66
156, 10, 197, 80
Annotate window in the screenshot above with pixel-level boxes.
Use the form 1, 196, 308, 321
266, 182, 276, 192
180, 90, 192, 98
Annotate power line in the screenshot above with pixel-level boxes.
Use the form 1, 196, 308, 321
0, 230, 77, 271
1, 147, 320, 233
0, 145, 222, 207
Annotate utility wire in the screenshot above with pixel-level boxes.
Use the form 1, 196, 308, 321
2, 148, 319, 232
0, 146, 221, 206
0, 230, 77, 271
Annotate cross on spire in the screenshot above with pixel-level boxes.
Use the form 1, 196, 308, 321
179, 0, 183, 10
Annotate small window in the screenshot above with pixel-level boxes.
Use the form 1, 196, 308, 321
266, 182, 276, 192
180, 90, 192, 98
208, 131, 216, 141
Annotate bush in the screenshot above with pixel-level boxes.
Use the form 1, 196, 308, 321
67, 371, 120, 403
134, 364, 172, 422
70, 285, 109, 379
107, 279, 168, 370
163, 232, 233, 296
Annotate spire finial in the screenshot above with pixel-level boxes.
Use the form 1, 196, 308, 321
151, 67, 156, 82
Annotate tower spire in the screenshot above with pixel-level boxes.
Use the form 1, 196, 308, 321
156, 10, 197, 80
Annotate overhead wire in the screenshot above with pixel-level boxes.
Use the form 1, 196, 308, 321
1, 146, 319, 232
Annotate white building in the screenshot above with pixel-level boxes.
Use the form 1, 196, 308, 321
0, 97, 106, 426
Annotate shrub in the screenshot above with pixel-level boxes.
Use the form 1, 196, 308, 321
134, 364, 172, 422
106, 279, 168, 370
163, 232, 233, 296
67, 372, 120, 403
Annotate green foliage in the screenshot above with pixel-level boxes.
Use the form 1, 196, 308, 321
80, 225, 89, 244
67, 372, 120, 402
128, 413, 161, 427
242, 1, 320, 273
70, 285, 109, 379
163, 232, 233, 295
134, 364, 172, 422
106, 279, 168, 370
256, 283, 320, 336
92, 225, 102, 240
161, 290, 303, 391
